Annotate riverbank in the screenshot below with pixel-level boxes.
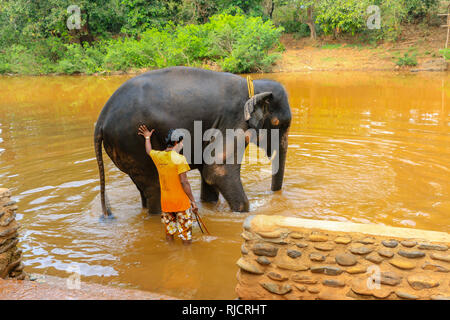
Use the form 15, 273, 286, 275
1, 25, 448, 78
0, 274, 177, 300
272, 25, 449, 72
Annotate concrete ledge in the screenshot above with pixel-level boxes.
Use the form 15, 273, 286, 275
236, 215, 450, 300
0, 275, 177, 300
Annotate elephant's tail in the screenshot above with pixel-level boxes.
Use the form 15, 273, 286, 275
94, 124, 113, 218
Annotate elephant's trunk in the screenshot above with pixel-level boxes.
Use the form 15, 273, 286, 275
271, 129, 288, 191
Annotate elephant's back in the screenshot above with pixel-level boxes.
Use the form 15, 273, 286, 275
97, 67, 246, 162
99, 66, 246, 133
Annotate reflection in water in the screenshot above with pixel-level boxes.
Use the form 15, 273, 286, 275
0, 72, 449, 299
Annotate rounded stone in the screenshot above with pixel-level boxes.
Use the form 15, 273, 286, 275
422, 262, 449, 273
400, 240, 417, 248
378, 249, 394, 258
418, 243, 448, 251
294, 284, 306, 292
236, 258, 264, 274
267, 271, 288, 281
287, 249, 302, 259
380, 272, 402, 286
430, 252, 450, 263
398, 250, 425, 259
310, 266, 343, 276
262, 238, 288, 245
252, 243, 279, 257
309, 252, 326, 262
291, 274, 318, 285
389, 258, 416, 270
257, 229, 286, 239
256, 256, 271, 266
276, 260, 309, 272
260, 282, 292, 295
241, 244, 249, 255
241, 231, 256, 241
314, 243, 334, 251
365, 252, 384, 264
357, 237, 376, 245
350, 278, 393, 299
335, 253, 357, 266
290, 232, 304, 239
334, 236, 352, 245
307, 287, 320, 294
295, 242, 308, 249
431, 295, 450, 300
407, 275, 440, 290
349, 245, 373, 255
395, 291, 418, 300
308, 234, 328, 242
0, 188, 11, 197
382, 240, 398, 248
322, 279, 345, 288
346, 265, 367, 274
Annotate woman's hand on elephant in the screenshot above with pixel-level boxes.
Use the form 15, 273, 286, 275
138, 125, 154, 139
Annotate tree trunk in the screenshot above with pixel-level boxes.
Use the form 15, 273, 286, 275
306, 6, 317, 40
269, 0, 274, 19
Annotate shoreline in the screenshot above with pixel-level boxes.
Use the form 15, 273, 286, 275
0, 274, 177, 300
2, 26, 449, 77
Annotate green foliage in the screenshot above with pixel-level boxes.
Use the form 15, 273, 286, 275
0, 0, 443, 75
120, 0, 180, 35
439, 48, 450, 61
404, 0, 439, 21
366, 0, 407, 41
394, 50, 418, 66
315, 0, 368, 36
207, 13, 283, 72
0, 12, 283, 75
272, 1, 308, 34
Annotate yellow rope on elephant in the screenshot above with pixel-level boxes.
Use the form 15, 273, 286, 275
247, 75, 254, 98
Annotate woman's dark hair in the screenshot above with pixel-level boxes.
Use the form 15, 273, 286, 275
165, 128, 184, 148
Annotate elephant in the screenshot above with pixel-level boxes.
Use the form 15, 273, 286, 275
94, 66, 291, 216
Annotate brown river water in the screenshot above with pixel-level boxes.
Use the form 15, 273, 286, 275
0, 72, 449, 299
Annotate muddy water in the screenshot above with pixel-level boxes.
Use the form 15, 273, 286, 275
0, 72, 449, 299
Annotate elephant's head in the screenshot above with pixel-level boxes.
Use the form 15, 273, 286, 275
243, 79, 292, 192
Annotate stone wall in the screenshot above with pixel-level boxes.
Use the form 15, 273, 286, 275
236, 215, 450, 300
0, 188, 26, 280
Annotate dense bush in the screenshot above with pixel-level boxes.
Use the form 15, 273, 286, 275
0, 12, 283, 75
439, 48, 450, 60
404, 0, 439, 21
315, 0, 368, 36
0, 0, 444, 75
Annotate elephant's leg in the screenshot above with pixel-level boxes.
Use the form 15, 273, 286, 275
129, 175, 148, 209
204, 164, 249, 212
145, 182, 162, 214
200, 171, 219, 203
129, 173, 160, 214
139, 189, 148, 209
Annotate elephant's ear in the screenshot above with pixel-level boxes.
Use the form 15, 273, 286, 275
244, 92, 273, 129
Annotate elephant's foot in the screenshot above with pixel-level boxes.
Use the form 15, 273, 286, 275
200, 173, 219, 203
229, 200, 250, 213
201, 186, 219, 203
146, 200, 162, 215
99, 213, 116, 222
